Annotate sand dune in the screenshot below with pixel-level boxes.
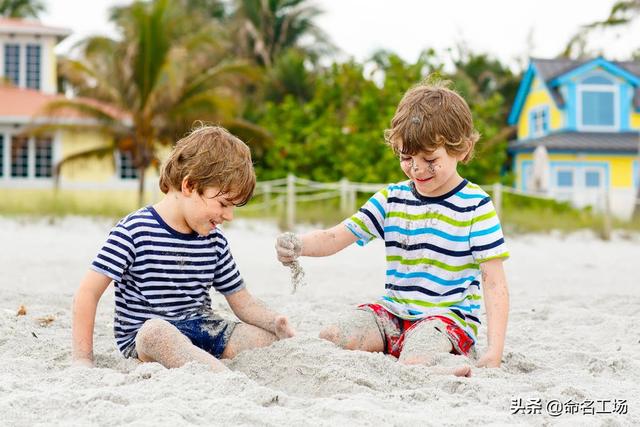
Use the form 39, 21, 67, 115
0, 217, 638, 425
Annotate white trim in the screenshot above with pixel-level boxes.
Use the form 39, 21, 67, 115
0, 25, 71, 39
0, 116, 111, 126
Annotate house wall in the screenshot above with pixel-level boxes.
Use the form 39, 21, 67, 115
515, 151, 638, 219
517, 76, 563, 140
631, 108, 640, 128
0, 34, 58, 94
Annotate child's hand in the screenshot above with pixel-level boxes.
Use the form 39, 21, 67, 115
273, 315, 296, 339
476, 348, 502, 368
275, 232, 302, 266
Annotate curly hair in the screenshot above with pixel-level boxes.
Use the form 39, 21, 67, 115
384, 79, 480, 163
159, 124, 255, 206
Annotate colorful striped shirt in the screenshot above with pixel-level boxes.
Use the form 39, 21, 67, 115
91, 206, 244, 354
344, 179, 509, 344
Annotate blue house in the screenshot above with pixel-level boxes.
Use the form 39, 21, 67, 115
508, 57, 640, 219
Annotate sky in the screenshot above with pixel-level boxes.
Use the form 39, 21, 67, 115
41, 0, 638, 72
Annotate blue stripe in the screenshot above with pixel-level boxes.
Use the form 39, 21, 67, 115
216, 280, 243, 294
386, 269, 476, 286
101, 246, 131, 264
95, 254, 125, 272
369, 197, 386, 218
470, 238, 505, 253
360, 207, 384, 238
456, 192, 487, 200
136, 249, 217, 258
385, 283, 469, 297
388, 197, 484, 213
385, 225, 468, 242
388, 185, 412, 192
386, 240, 472, 257
469, 223, 502, 239
133, 267, 218, 276
450, 304, 481, 312
129, 275, 214, 284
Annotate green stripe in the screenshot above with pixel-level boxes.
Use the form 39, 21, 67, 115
386, 298, 480, 336
476, 252, 510, 263
386, 255, 479, 272
470, 210, 497, 226
351, 216, 376, 238
444, 311, 478, 336
387, 211, 472, 227
466, 183, 482, 190
386, 294, 481, 309
380, 189, 388, 198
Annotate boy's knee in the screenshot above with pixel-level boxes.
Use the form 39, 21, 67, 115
319, 325, 341, 345
136, 318, 174, 352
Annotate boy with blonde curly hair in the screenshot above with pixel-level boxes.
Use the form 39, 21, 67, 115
73, 125, 294, 370
276, 81, 509, 377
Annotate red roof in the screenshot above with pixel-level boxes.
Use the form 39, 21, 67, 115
0, 84, 127, 122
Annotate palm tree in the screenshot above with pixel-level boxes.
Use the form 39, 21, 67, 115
37, 0, 268, 205
231, 0, 332, 68
0, 0, 45, 18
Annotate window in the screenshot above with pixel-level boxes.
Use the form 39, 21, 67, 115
582, 91, 614, 126
0, 135, 4, 177
585, 170, 601, 188
26, 44, 41, 90
557, 170, 574, 187
35, 137, 53, 178
11, 136, 29, 178
118, 150, 139, 180
530, 107, 549, 137
4, 44, 20, 86
579, 74, 617, 129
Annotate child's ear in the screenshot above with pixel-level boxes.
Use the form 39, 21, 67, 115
181, 177, 195, 196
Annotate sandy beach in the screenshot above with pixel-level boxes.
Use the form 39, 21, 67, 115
0, 216, 638, 426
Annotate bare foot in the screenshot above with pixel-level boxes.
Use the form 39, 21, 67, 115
451, 365, 472, 377
274, 315, 296, 339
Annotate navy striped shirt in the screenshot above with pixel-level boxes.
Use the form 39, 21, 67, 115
91, 206, 244, 354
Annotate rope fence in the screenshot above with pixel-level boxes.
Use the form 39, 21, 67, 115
243, 174, 613, 235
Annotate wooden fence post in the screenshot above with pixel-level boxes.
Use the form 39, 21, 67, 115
602, 186, 612, 241
286, 174, 296, 230
263, 183, 271, 216
340, 177, 349, 214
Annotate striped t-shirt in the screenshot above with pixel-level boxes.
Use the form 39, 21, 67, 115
91, 206, 245, 354
344, 179, 509, 344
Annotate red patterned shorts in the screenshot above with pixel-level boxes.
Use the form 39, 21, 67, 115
358, 303, 475, 358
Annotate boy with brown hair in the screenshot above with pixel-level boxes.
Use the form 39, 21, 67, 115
276, 81, 510, 377
73, 125, 294, 370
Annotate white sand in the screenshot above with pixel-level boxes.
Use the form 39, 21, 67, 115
1, 216, 638, 426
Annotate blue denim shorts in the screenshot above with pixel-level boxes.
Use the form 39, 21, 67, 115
124, 314, 238, 360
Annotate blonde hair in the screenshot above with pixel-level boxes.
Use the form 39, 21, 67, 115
159, 124, 256, 206
384, 79, 480, 163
